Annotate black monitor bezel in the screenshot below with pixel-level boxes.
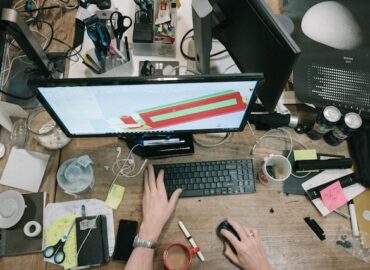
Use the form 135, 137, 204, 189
210, 0, 301, 112
29, 73, 263, 137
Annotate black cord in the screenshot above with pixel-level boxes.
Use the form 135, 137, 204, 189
180, 28, 227, 61
5, 37, 21, 50
180, 29, 195, 60
19, 4, 77, 13
26, 19, 54, 51
0, 89, 34, 100
52, 38, 83, 60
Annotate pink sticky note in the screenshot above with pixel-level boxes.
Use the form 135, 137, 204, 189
320, 181, 348, 211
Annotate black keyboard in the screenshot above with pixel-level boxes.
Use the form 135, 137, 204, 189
153, 159, 255, 198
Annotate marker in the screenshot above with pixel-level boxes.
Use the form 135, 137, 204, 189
348, 200, 360, 237
124, 36, 130, 62
178, 220, 205, 262
110, 44, 128, 63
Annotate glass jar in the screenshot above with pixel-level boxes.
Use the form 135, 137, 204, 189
26, 107, 71, 150
10, 118, 28, 148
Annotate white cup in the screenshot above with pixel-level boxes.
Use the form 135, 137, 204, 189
259, 154, 292, 185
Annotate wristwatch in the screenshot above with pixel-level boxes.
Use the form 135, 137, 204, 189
132, 235, 158, 249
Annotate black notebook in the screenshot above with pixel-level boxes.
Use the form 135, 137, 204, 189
76, 215, 109, 267
0, 192, 46, 256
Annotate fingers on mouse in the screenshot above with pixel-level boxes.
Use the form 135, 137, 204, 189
216, 219, 240, 253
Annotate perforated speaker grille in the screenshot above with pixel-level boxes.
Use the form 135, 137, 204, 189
308, 63, 370, 106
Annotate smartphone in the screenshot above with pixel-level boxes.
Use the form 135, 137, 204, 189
113, 219, 138, 261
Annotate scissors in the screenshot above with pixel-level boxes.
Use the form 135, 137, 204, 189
110, 11, 132, 50
86, 17, 111, 71
43, 221, 75, 264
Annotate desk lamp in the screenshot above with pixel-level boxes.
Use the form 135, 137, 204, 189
0, 8, 66, 107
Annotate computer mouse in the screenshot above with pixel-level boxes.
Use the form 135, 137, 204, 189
216, 220, 240, 253
0, 143, 5, 159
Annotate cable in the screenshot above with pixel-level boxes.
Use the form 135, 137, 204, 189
0, 89, 34, 100
180, 28, 227, 61
180, 29, 195, 60
27, 19, 54, 51
168, 65, 200, 75
193, 133, 233, 148
76, 215, 99, 257
250, 128, 311, 178
108, 144, 148, 193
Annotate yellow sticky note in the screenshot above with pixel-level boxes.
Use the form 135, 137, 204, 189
293, 149, 317, 161
293, 149, 318, 172
105, 184, 125, 209
45, 214, 77, 269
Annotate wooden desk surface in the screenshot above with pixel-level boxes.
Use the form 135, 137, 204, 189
1, 126, 369, 270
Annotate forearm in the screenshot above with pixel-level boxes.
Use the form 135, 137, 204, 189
125, 247, 155, 270
125, 224, 160, 270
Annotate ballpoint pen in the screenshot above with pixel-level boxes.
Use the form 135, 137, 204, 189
178, 220, 205, 262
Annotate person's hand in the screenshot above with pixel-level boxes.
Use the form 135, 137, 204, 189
139, 164, 182, 243
221, 219, 272, 270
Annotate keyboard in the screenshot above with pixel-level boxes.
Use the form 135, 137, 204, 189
153, 159, 255, 198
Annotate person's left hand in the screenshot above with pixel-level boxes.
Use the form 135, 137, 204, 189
139, 164, 182, 243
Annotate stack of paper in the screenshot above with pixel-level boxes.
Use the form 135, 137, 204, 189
302, 169, 366, 216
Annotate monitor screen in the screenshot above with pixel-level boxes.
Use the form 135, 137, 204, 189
208, 0, 301, 112
29, 74, 262, 137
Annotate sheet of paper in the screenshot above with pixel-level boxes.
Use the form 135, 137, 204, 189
0, 147, 50, 192
311, 183, 366, 216
320, 181, 348, 211
105, 184, 125, 210
43, 199, 115, 259
301, 168, 353, 191
0, 101, 28, 132
45, 214, 77, 269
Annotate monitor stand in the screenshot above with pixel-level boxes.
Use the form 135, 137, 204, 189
124, 133, 194, 159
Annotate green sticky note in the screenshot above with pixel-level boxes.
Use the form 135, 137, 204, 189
105, 184, 125, 210
45, 214, 77, 269
293, 149, 318, 172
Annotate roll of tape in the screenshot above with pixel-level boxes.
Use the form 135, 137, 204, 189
23, 221, 42, 237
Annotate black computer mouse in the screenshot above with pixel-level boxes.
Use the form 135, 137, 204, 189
216, 220, 240, 253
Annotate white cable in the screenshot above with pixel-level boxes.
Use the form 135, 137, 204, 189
76, 215, 99, 257
169, 65, 200, 75
250, 128, 311, 178
108, 144, 148, 192
193, 132, 233, 148
1, 54, 28, 89
246, 120, 257, 141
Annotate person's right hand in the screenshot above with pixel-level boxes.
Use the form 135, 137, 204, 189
221, 219, 272, 270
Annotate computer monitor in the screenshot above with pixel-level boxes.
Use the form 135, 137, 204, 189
29, 73, 263, 157
192, 0, 301, 112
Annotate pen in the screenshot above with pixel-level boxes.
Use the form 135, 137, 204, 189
82, 60, 101, 74
85, 53, 102, 73
124, 36, 130, 62
348, 200, 360, 237
110, 44, 127, 63
178, 220, 205, 262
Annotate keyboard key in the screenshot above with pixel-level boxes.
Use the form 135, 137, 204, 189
181, 190, 204, 197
